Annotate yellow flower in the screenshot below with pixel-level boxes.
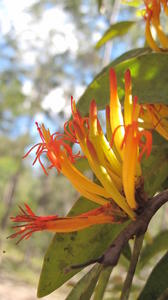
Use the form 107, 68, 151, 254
144, 0, 168, 51
140, 103, 168, 139
31, 70, 153, 212
109, 69, 152, 210
10, 69, 155, 242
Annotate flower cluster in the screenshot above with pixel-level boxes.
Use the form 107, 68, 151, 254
141, 103, 168, 139
144, 0, 168, 51
9, 69, 168, 243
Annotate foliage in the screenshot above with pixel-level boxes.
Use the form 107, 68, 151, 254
95, 21, 135, 49
0, 1, 168, 300
138, 252, 168, 300
38, 197, 128, 297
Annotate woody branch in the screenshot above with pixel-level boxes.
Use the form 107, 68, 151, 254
70, 189, 168, 270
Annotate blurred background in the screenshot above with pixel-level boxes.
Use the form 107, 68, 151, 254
0, 1, 153, 299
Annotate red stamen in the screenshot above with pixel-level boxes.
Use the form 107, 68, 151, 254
35, 122, 45, 142
73, 121, 85, 140
147, 104, 165, 130
22, 143, 42, 159
64, 120, 78, 143
23, 117, 85, 175
138, 130, 152, 161
8, 204, 59, 244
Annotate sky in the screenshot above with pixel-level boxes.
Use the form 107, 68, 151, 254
0, 0, 143, 174
0, 0, 107, 143
0, 0, 87, 118
0, 0, 142, 137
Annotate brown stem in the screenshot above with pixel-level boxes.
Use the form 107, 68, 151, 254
71, 189, 168, 270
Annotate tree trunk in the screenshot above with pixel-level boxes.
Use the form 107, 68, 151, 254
1, 170, 20, 229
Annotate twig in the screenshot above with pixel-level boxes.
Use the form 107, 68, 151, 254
120, 234, 144, 300
70, 190, 168, 270
70, 257, 102, 270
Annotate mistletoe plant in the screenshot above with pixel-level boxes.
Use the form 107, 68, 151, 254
9, 1, 168, 299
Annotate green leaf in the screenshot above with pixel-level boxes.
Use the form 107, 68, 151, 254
112, 47, 151, 66
93, 266, 113, 300
65, 264, 102, 300
138, 252, 168, 300
139, 231, 168, 269
37, 197, 128, 297
74, 157, 90, 172
77, 51, 168, 114
96, 21, 135, 49
142, 142, 168, 197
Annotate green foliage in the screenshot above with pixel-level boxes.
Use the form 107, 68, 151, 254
96, 21, 135, 49
142, 142, 168, 196
0, 76, 24, 117
65, 264, 102, 300
93, 266, 113, 300
78, 51, 168, 114
74, 157, 90, 172
139, 231, 168, 269
37, 197, 128, 297
0, 156, 19, 179
138, 252, 168, 300
1, 1, 168, 300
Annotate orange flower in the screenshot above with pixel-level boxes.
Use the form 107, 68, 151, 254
144, 0, 168, 51
140, 103, 168, 139
10, 69, 155, 242
9, 203, 126, 244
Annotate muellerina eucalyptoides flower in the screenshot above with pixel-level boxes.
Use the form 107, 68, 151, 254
9, 69, 156, 243
140, 103, 168, 140
144, 0, 168, 51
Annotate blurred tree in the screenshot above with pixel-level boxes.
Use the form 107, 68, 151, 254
0, 1, 148, 295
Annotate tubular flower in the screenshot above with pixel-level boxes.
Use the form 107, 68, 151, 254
10, 69, 154, 242
140, 103, 168, 140
144, 0, 168, 51
9, 203, 126, 244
